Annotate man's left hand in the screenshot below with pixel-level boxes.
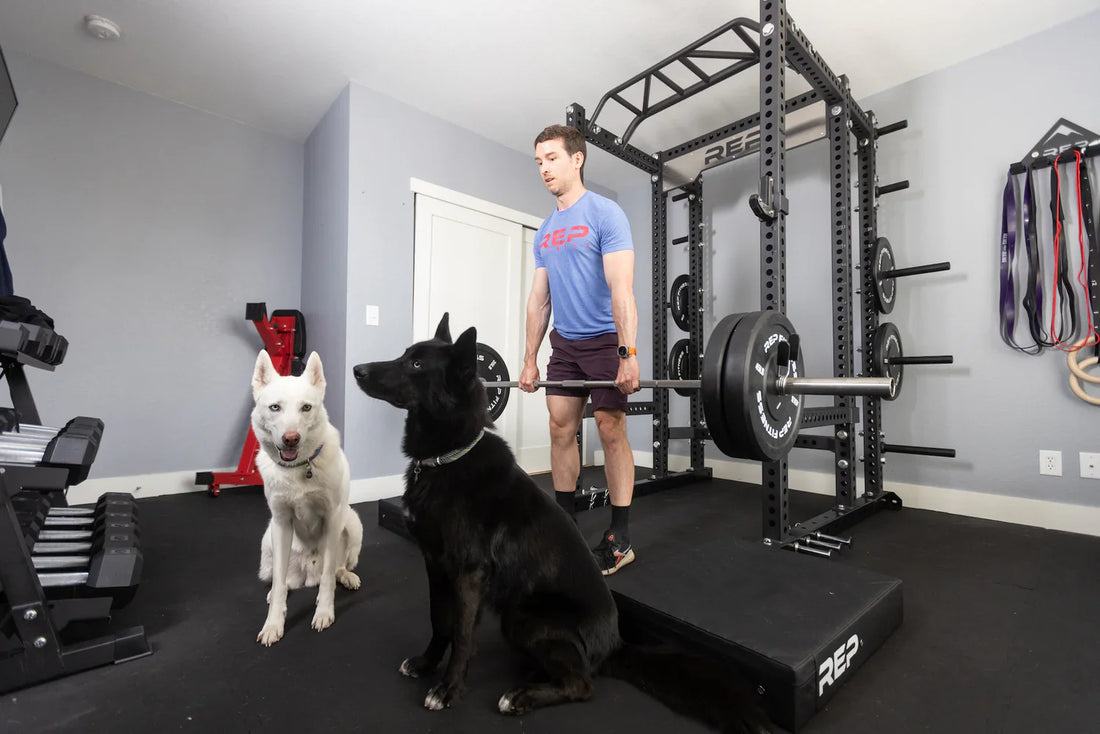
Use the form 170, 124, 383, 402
615, 357, 640, 394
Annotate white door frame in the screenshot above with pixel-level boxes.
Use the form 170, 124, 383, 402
410, 179, 543, 230
409, 179, 563, 471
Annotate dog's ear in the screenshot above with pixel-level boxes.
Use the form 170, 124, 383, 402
252, 350, 277, 399
434, 312, 452, 343
303, 351, 326, 392
452, 326, 478, 378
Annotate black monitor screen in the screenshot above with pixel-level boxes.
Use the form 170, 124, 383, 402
0, 44, 16, 147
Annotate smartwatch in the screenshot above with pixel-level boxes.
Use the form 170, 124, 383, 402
618, 345, 637, 359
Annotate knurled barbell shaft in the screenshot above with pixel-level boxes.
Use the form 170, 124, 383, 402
485, 380, 697, 390
483, 376, 895, 398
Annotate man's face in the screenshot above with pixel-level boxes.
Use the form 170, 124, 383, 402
534, 139, 582, 197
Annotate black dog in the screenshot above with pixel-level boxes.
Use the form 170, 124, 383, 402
353, 314, 771, 733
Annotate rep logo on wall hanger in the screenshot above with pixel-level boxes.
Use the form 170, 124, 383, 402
1021, 118, 1100, 166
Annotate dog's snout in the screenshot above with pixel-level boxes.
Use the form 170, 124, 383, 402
353, 364, 370, 381
283, 431, 300, 447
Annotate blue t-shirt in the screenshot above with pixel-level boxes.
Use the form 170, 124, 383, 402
533, 191, 633, 340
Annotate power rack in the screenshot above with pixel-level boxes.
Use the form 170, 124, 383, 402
565, 1, 953, 550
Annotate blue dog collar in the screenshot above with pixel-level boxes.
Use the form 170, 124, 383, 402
277, 444, 324, 478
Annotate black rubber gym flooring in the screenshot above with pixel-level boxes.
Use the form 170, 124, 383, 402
4, 471, 1099, 733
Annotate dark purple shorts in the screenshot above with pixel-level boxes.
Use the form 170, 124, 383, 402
545, 329, 628, 413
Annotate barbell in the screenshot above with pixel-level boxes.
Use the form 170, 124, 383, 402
476, 310, 897, 462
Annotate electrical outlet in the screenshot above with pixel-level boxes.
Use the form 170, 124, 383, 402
1039, 450, 1062, 477
365, 304, 379, 327
1080, 452, 1100, 479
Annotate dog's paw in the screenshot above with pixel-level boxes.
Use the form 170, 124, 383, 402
399, 656, 438, 678
337, 569, 361, 590
497, 691, 517, 713
498, 687, 538, 715
257, 621, 284, 646
311, 606, 335, 631
424, 682, 463, 710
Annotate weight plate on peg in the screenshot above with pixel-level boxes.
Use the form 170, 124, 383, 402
667, 338, 697, 397
872, 237, 897, 314
670, 274, 691, 332
476, 342, 510, 421
719, 311, 804, 462
701, 314, 744, 458
871, 322, 903, 400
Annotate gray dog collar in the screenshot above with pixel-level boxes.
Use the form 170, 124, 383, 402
413, 429, 485, 481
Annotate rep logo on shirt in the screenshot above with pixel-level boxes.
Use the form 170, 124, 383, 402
539, 225, 590, 251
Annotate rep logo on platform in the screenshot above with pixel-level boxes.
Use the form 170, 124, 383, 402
818, 634, 861, 697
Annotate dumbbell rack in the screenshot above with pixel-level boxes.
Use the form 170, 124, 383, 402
195, 302, 304, 496
0, 316, 149, 694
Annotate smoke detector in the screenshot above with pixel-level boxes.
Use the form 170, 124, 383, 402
84, 14, 122, 41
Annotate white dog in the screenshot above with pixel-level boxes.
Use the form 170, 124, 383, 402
251, 349, 363, 646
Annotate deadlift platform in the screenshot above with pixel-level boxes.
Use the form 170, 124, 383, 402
607, 533, 901, 732
378, 490, 903, 733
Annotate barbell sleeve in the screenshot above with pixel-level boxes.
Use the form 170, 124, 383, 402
775, 375, 896, 398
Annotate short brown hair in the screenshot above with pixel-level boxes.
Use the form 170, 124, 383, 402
535, 124, 586, 179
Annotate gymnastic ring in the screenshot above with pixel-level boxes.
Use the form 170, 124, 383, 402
1066, 335, 1100, 383
1068, 356, 1100, 405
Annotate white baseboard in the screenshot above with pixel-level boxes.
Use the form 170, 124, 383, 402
62, 456, 1100, 538
593, 451, 1100, 538
64, 468, 405, 507
349, 475, 404, 504
67, 469, 219, 505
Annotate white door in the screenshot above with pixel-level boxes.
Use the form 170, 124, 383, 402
413, 193, 549, 469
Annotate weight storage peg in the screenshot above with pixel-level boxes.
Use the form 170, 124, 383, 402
869, 322, 953, 400
871, 237, 951, 314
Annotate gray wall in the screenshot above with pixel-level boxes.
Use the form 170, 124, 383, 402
342, 82, 558, 478
620, 10, 1100, 508
864, 10, 1100, 507
0, 52, 304, 479
4, 8, 1097, 513
302, 86, 351, 431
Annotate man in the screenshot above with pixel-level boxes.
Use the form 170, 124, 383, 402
519, 124, 640, 575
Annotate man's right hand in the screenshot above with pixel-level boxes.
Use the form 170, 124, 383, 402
519, 363, 540, 393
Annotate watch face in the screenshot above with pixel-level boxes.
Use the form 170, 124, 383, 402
618, 345, 628, 358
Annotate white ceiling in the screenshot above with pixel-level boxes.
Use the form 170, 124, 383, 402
1, 0, 1099, 189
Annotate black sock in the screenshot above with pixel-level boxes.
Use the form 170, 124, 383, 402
556, 490, 576, 517
609, 504, 630, 540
